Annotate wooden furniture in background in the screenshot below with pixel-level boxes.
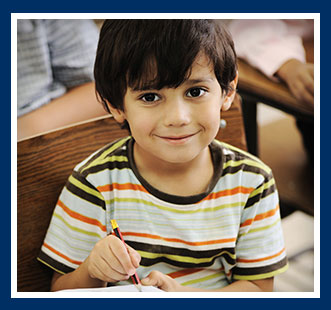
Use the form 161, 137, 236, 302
17, 95, 246, 292
237, 39, 314, 155
237, 40, 314, 217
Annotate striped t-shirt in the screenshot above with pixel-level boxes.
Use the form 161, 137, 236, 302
38, 137, 288, 289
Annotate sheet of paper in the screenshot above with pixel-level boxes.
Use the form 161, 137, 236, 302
60, 285, 162, 292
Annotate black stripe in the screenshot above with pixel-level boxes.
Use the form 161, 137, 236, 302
233, 256, 288, 276
78, 137, 129, 174
222, 163, 272, 179
82, 161, 130, 176
223, 149, 259, 163
72, 170, 99, 190
38, 251, 75, 274
127, 139, 225, 205
66, 180, 105, 209
78, 142, 115, 174
126, 241, 236, 266
105, 148, 128, 158
245, 183, 276, 209
140, 253, 224, 269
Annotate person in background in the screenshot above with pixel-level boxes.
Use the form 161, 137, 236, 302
228, 19, 314, 163
17, 19, 108, 140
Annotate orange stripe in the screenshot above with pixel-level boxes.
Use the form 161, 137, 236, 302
205, 186, 254, 200
97, 183, 148, 193
43, 242, 82, 265
240, 205, 280, 227
167, 268, 204, 279
57, 200, 106, 232
237, 247, 285, 263
121, 231, 236, 246
97, 183, 253, 199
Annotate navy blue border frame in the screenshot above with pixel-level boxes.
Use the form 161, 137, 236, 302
5, 0, 326, 308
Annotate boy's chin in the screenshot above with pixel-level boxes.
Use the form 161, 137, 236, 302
155, 150, 205, 165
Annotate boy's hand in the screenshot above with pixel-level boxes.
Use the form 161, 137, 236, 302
141, 270, 183, 291
276, 59, 314, 108
87, 235, 141, 283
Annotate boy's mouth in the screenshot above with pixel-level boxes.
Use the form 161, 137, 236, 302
155, 132, 199, 144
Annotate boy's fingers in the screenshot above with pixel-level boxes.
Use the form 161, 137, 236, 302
95, 262, 130, 282
88, 254, 127, 282
110, 236, 137, 275
141, 270, 163, 287
127, 245, 141, 268
103, 249, 128, 275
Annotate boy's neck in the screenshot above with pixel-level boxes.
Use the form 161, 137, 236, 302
133, 143, 214, 197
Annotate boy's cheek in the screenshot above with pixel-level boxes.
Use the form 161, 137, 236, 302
130, 120, 153, 134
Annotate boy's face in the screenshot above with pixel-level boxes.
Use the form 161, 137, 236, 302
109, 54, 237, 167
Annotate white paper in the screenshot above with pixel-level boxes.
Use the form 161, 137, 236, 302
60, 285, 162, 292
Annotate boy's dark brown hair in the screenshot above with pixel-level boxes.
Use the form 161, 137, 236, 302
94, 19, 237, 127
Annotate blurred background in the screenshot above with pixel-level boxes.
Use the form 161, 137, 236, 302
257, 104, 314, 292
228, 19, 315, 292
17, 18, 316, 292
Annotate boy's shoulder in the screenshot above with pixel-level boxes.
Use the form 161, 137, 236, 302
75, 136, 132, 176
213, 139, 272, 177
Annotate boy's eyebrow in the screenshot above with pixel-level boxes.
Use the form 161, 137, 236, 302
129, 77, 215, 93
184, 77, 215, 85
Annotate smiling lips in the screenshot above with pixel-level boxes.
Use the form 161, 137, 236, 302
156, 132, 199, 144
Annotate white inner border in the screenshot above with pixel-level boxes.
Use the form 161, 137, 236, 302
11, 12, 320, 299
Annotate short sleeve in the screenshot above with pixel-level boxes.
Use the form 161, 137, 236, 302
45, 19, 99, 88
37, 169, 107, 274
232, 171, 288, 281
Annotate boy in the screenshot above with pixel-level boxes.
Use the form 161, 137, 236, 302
38, 20, 288, 292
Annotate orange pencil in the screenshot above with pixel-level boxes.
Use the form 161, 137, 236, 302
110, 219, 142, 292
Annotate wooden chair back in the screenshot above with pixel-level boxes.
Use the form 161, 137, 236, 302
17, 95, 246, 291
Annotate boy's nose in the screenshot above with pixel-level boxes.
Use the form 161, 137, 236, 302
163, 100, 191, 127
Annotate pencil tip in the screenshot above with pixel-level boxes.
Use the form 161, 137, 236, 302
135, 284, 142, 292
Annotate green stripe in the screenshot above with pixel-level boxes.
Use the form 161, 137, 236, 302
223, 159, 271, 175
249, 178, 275, 198
238, 218, 281, 238
181, 270, 225, 286
218, 140, 262, 163
69, 175, 104, 201
107, 197, 244, 214
52, 221, 98, 245
81, 137, 130, 173
139, 249, 236, 264
50, 223, 100, 245
48, 230, 92, 254
53, 213, 103, 238
233, 264, 289, 281
119, 216, 239, 232
37, 257, 66, 275
86, 155, 129, 170
107, 155, 128, 162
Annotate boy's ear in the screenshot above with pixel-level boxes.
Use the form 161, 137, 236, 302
221, 72, 239, 111
106, 102, 126, 124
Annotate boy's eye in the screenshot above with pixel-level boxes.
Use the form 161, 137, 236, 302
140, 93, 160, 102
187, 87, 206, 98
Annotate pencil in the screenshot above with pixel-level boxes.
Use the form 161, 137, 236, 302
110, 219, 142, 292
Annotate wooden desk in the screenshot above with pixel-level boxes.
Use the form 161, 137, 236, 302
17, 95, 246, 292
236, 40, 314, 216
237, 40, 314, 155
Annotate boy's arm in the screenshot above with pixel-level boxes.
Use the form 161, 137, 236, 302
50, 257, 106, 292
50, 235, 141, 291
141, 270, 273, 292
213, 278, 274, 292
